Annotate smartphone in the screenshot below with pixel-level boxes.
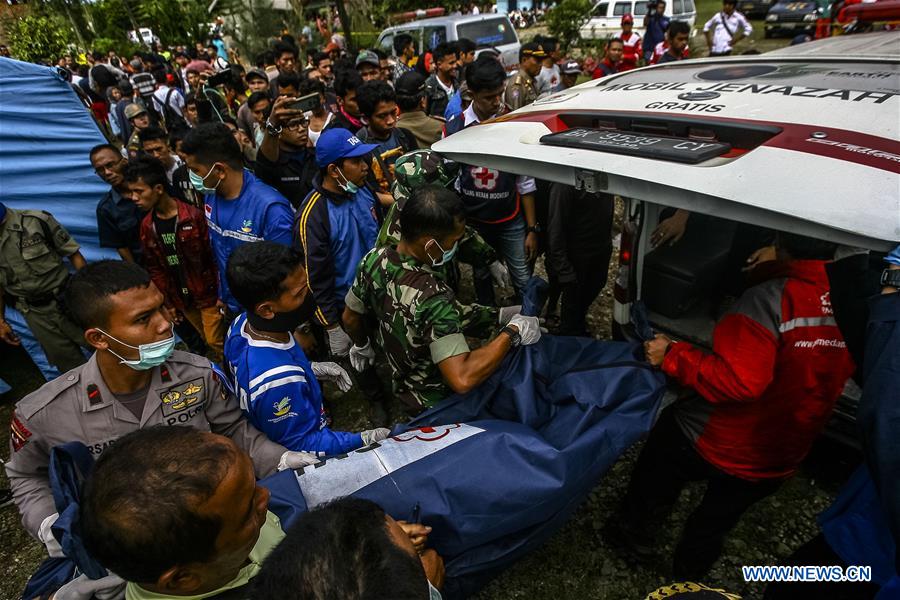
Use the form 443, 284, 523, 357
287, 92, 321, 113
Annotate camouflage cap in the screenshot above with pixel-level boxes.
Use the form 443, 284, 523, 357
391, 149, 460, 204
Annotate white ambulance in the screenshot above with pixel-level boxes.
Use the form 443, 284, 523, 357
433, 32, 900, 445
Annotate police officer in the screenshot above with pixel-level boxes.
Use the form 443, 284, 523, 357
342, 185, 541, 415
5, 260, 315, 549
504, 42, 545, 112
0, 202, 88, 373
123, 102, 152, 159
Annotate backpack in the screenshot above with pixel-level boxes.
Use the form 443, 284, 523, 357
161, 87, 188, 131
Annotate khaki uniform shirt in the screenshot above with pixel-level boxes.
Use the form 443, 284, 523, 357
397, 111, 444, 149
0, 208, 78, 303
503, 68, 539, 112
5, 350, 287, 537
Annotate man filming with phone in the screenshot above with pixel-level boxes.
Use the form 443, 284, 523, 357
256, 94, 319, 209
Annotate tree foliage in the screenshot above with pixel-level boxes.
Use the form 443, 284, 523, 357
545, 0, 592, 50
3, 14, 71, 63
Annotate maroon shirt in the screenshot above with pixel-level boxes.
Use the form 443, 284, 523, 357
139, 200, 219, 310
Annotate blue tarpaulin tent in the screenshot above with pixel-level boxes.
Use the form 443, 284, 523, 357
0, 57, 118, 380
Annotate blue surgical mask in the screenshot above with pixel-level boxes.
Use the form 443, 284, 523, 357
99, 325, 176, 370
336, 166, 359, 194
426, 239, 459, 267
188, 163, 221, 194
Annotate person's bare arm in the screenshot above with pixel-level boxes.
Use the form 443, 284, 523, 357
437, 329, 515, 394
259, 95, 304, 164
117, 247, 135, 263
342, 305, 369, 345
67, 251, 87, 270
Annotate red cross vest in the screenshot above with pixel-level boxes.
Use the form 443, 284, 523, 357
445, 114, 521, 224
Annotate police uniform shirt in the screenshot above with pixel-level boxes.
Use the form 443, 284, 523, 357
0, 208, 79, 302
4, 350, 287, 537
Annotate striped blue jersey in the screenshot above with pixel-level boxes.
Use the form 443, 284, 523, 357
224, 313, 363, 455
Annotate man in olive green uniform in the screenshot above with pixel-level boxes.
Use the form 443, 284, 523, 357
0, 202, 88, 372
343, 185, 542, 414
377, 149, 511, 292
503, 42, 546, 112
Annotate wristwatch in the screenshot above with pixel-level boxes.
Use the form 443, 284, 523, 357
526, 223, 542, 234
881, 268, 900, 289
264, 120, 283, 137
500, 325, 521, 347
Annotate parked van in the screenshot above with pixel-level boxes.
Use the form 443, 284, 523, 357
580, 0, 697, 39
377, 14, 521, 71
434, 32, 900, 446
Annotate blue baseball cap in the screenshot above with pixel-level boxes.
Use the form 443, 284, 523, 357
315, 128, 379, 168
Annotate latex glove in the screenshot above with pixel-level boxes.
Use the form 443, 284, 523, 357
488, 260, 512, 288
507, 314, 542, 346
833, 245, 869, 261
349, 340, 377, 372
498, 304, 522, 326
360, 428, 391, 445
326, 326, 353, 357
53, 573, 126, 600
278, 450, 320, 471
311, 361, 353, 392
39, 512, 64, 558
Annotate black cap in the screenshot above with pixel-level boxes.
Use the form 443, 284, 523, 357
395, 70, 427, 96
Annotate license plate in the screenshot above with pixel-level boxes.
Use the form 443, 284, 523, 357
540, 128, 731, 164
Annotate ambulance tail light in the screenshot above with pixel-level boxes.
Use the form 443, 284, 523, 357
614, 218, 637, 304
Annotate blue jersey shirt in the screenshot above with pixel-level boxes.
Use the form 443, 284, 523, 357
224, 313, 363, 455
204, 171, 294, 312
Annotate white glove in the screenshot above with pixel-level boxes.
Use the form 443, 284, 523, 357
507, 314, 542, 346
360, 427, 391, 445
349, 340, 376, 372
278, 450, 321, 471
498, 304, 522, 326
326, 326, 353, 357
53, 573, 126, 600
311, 361, 353, 392
488, 260, 512, 288
39, 512, 64, 558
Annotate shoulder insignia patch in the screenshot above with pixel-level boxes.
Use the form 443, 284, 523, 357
11, 416, 32, 452
86, 383, 103, 406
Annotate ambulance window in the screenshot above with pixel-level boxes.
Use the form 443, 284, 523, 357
593, 2, 610, 16
614, 2, 632, 15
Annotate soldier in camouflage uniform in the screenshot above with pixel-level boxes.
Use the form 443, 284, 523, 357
342, 185, 542, 414
377, 149, 511, 291
504, 42, 546, 112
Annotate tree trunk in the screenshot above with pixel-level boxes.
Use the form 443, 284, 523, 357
333, 0, 354, 53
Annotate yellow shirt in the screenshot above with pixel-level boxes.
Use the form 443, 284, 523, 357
125, 511, 285, 600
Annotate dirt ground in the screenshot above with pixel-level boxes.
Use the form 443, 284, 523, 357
0, 198, 859, 599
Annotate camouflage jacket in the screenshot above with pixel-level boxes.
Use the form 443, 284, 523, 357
376, 200, 497, 268
345, 245, 498, 409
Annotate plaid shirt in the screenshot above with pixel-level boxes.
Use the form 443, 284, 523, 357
139, 200, 219, 310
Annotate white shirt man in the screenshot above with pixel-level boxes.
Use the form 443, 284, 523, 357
704, 3, 753, 55
152, 83, 185, 119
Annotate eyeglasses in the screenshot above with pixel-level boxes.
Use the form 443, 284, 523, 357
285, 118, 309, 130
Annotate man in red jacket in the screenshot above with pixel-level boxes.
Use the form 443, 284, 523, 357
124, 157, 224, 360
609, 232, 855, 580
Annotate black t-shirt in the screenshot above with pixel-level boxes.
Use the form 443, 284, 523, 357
255, 148, 317, 210
153, 212, 189, 299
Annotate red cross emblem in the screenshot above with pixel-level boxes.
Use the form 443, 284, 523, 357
471, 167, 498, 191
